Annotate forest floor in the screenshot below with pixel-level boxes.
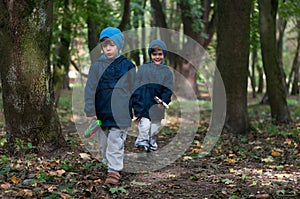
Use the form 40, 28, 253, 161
0, 89, 299, 199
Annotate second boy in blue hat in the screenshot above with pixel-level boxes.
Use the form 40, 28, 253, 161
133, 40, 173, 152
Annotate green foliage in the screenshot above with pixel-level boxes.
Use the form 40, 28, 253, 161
58, 97, 72, 110
229, 195, 239, 199
0, 135, 7, 147
61, 159, 75, 172
15, 138, 36, 150
59, 183, 76, 194
279, 0, 300, 19
250, 0, 260, 50
1, 155, 10, 164
51, 0, 119, 71
44, 194, 61, 199
36, 172, 54, 183
109, 186, 127, 194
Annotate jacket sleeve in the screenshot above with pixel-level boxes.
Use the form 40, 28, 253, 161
128, 62, 137, 118
84, 62, 99, 117
132, 67, 145, 117
161, 69, 173, 104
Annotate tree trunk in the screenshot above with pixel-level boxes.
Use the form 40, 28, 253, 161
86, 0, 100, 52
290, 21, 300, 95
217, 0, 251, 134
259, 0, 291, 123
58, 0, 71, 90
118, 0, 131, 31
257, 66, 264, 93
141, 0, 147, 64
0, 0, 66, 156
277, 17, 288, 95
250, 47, 257, 98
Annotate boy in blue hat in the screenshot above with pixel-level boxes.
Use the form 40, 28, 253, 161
133, 40, 173, 152
84, 27, 136, 185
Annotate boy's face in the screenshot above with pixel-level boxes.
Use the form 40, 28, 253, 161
100, 38, 119, 59
150, 49, 164, 65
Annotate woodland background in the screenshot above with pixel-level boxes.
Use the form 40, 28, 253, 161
0, 0, 299, 198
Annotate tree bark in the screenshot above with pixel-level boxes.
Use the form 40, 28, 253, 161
0, 0, 66, 156
259, 0, 291, 123
86, 0, 100, 52
250, 47, 257, 98
118, 0, 131, 31
257, 66, 264, 93
217, 0, 251, 134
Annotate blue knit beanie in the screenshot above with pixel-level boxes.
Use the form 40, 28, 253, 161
148, 40, 167, 57
99, 27, 124, 50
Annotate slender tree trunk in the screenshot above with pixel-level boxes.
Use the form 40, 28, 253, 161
257, 66, 264, 93
59, 0, 71, 90
217, 0, 251, 134
258, 0, 291, 123
277, 17, 288, 94
130, 1, 141, 66
118, 0, 131, 31
250, 47, 258, 98
141, 0, 147, 64
86, 0, 100, 52
0, 0, 66, 156
290, 20, 300, 95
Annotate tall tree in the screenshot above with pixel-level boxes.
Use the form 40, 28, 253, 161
289, 20, 300, 95
259, 0, 291, 123
0, 0, 66, 155
118, 0, 131, 31
150, 0, 216, 99
217, 0, 251, 134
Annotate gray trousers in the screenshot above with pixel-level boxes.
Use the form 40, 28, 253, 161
135, 117, 161, 151
97, 127, 127, 172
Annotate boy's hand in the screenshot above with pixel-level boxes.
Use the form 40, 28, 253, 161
158, 104, 165, 109
87, 116, 97, 124
134, 117, 142, 123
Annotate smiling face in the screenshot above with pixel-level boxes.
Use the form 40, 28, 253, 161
150, 46, 164, 65
100, 38, 119, 59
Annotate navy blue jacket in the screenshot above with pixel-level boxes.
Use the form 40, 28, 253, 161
132, 62, 173, 121
84, 55, 136, 127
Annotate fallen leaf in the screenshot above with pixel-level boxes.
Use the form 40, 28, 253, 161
256, 194, 270, 199
225, 158, 236, 164
229, 153, 237, 158
93, 179, 102, 183
261, 156, 274, 163
168, 174, 177, 179
195, 141, 201, 148
191, 148, 200, 153
79, 153, 91, 160
274, 173, 291, 179
131, 180, 151, 186
11, 175, 20, 184
20, 189, 33, 196
50, 160, 58, 167
60, 193, 71, 199
1, 183, 11, 189
182, 156, 193, 161
56, 169, 66, 176
271, 150, 280, 157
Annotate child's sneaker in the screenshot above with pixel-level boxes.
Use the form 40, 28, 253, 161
104, 172, 121, 185
136, 144, 149, 151
134, 139, 149, 151
148, 136, 158, 151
